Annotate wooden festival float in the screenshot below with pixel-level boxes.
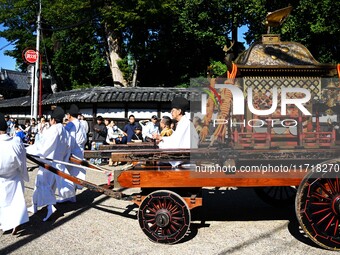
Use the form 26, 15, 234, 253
28, 7, 340, 250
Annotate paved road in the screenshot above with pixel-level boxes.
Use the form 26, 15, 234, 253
0, 163, 337, 255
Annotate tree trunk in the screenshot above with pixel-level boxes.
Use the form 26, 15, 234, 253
131, 60, 138, 87
105, 27, 127, 87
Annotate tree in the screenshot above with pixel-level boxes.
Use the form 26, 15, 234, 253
1, 0, 339, 91
282, 0, 340, 63
242, 0, 340, 63
1, 0, 246, 88
0, 0, 39, 71
0, 0, 112, 90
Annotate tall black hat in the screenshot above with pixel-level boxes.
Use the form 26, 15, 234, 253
171, 97, 189, 112
51, 106, 65, 122
68, 104, 79, 116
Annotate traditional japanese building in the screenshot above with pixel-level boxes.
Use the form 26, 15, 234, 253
0, 68, 31, 99
0, 86, 201, 126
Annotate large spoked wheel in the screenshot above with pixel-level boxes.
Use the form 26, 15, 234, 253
296, 160, 340, 250
138, 190, 191, 244
254, 186, 297, 207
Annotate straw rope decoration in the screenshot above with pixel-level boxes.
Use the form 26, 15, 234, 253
200, 63, 237, 145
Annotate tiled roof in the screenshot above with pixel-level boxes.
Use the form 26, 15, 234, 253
0, 86, 202, 109
0, 69, 31, 91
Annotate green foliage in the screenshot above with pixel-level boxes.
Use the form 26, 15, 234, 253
117, 57, 134, 84
208, 60, 227, 78
242, 0, 340, 63
175, 83, 190, 88
0, 0, 339, 91
189, 76, 210, 88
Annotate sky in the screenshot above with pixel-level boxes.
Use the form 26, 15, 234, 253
0, 25, 249, 71
0, 24, 17, 70
0, 38, 17, 70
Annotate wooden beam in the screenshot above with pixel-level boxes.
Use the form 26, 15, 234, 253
117, 170, 306, 188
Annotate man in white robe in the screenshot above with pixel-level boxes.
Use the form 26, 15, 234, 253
154, 97, 199, 149
60, 104, 86, 203
26, 107, 73, 221
0, 113, 29, 234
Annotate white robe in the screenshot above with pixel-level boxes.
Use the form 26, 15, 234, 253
159, 115, 199, 149
26, 123, 73, 207
0, 134, 29, 231
65, 119, 86, 182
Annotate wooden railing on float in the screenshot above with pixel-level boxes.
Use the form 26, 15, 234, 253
233, 129, 336, 149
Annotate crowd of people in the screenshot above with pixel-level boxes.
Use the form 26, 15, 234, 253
0, 96, 200, 235
3, 96, 202, 150
98, 99, 203, 148
1, 112, 90, 147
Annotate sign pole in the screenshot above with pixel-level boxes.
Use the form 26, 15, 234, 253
33, 0, 41, 119
23, 51, 39, 118
29, 65, 35, 118
38, 56, 43, 117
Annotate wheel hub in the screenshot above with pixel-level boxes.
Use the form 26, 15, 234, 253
332, 196, 340, 216
155, 209, 170, 227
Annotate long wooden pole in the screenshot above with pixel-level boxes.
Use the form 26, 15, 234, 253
26, 154, 121, 199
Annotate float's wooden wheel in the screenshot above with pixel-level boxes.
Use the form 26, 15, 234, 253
296, 161, 340, 250
254, 186, 297, 207
138, 190, 191, 244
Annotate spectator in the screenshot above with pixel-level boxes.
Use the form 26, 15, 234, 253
160, 116, 173, 137
36, 116, 49, 142
171, 119, 178, 131
14, 124, 28, 143
193, 116, 203, 135
106, 120, 127, 144
37, 116, 49, 135
91, 116, 107, 165
4, 115, 14, 135
92, 116, 107, 146
131, 126, 143, 142
123, 115, 141, 142
28, 118, 38, 144
105, 119, 112, 143
63, 117, 69, 126
24, 120, 32, 143
9, 118, 16, 136
78, 114, 89, 134
24, 119, 30, 132
4, 115, 11, 134
140, 115, 159, 142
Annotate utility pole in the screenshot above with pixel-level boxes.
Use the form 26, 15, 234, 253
29, 65, 35, 118
33, 0, 41, 119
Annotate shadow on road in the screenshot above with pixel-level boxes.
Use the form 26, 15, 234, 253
0, 185, 135, 254
0, 186, 323, 252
